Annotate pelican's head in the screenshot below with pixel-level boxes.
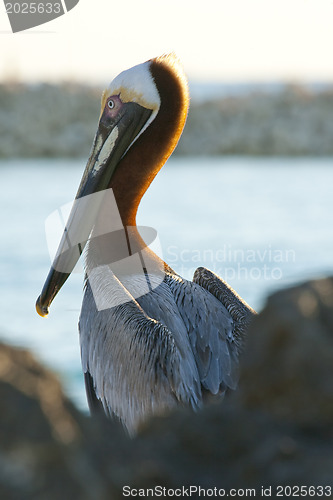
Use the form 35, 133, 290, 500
36, 54, 188, 317
100, 59, 161, 128
74, 57, 166, 200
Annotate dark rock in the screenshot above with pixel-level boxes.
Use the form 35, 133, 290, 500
240, 277, 333, 425
0, 276, 333, 499
0, 342, 115, 500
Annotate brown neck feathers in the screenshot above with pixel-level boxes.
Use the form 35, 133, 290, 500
109, 55, 189, 227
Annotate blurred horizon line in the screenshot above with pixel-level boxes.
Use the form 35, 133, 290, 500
1, 76, 333, 101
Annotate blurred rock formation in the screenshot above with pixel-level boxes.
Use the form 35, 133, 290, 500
0, 276, 332, 499
1, 83, 333, 158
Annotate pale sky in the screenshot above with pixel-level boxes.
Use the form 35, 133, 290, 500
1, 0, 333, 84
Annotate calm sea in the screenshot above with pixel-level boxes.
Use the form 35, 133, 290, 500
1, 156, 332, 410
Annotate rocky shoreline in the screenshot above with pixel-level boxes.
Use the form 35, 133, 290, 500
0, 276, 332, 499
1, 82, 333, 158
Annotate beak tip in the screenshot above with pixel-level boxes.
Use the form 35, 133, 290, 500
36, 296, 49, 318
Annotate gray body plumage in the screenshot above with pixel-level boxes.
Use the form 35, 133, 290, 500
79, 262, 254, 434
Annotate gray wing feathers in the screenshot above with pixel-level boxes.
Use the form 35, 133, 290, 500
80, 266, 255, 432
80, 277, 201, 434
169, 273, 238, 394
193, 266, 256, 353
170, 266, 256, 395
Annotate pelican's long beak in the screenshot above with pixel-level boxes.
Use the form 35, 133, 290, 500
36, 99, 152, 317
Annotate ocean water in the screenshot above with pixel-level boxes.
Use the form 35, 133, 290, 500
1, 156, 332, 410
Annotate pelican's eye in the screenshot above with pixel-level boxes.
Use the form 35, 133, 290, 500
108, 99, 115, 109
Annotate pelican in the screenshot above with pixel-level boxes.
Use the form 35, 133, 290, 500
36, 54, 255, 434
